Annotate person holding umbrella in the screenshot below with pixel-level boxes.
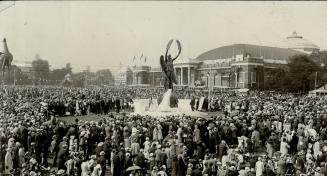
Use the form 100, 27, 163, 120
126, 164, 142, 176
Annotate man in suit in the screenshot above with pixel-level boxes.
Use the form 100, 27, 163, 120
98, 151, 106, 176
176, 151, 187, 176
190, 96, 195, 111
112, 150, 122, 176
115, 97, 121, 113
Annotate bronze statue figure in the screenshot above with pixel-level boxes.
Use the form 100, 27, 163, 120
160, 39, 181, 90
0, 38, 13, 85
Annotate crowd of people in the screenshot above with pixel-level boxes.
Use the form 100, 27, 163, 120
0, 86, 327, 176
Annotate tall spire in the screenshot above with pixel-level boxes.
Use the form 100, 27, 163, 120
3, 38, 9, 53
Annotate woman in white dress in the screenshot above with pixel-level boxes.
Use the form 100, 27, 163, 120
157, 124, 163, 143
81, 160, 94, 176
280, 138, 289, 157
18, 145, 26, 168
143, 137, 151, 159
5, 147, 14, 174
255, 157, 264, 176
91, 164, 102, 176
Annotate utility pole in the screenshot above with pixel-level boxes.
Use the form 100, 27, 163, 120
315, 71, 318, 89
13, 67, 15, 86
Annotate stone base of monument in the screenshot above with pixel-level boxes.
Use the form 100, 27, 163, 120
132, 89, 207, 117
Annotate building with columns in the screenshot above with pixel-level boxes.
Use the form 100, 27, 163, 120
128, 32, 320, 90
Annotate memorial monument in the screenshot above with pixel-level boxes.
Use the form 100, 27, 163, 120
132, 40, 207, 117
158, 39, 181, 108
0, 38, 13, 85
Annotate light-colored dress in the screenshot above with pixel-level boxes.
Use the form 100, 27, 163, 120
255, 161, 264, 176
81, 161, 92, 176
5, 150, 13, 174
280, 141, 289, 156
18, 148, 26, 167
91, 164, 102, 176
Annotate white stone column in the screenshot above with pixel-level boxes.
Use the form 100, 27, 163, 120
188, 66, 191, 86
181, 67, 184, 85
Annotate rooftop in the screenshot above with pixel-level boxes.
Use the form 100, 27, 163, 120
281, 31, 319, 50
195, 43, 304, 61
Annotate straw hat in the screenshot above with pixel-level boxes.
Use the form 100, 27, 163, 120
56, 169, 65, 175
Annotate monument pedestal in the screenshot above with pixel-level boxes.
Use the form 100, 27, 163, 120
132, 89, 207, 117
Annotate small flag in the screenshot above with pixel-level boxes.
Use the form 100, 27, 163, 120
139, 53, 143, 60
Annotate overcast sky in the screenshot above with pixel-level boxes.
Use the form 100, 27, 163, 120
1, 1, 327, 72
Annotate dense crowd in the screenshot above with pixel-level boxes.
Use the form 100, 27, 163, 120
1, 86, 327, 176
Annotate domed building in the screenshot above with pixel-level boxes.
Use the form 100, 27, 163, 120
127, 32, 320, 90
280, 31, 319, 54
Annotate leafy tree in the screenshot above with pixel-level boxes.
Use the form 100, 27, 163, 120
13, 66, 32, 85
31, 54, 50, 84
282, 54, 322, 92
71, 72, 85, 87
309, 50, 327, 67
264, 67, 286, 91
49, 63, 73, 84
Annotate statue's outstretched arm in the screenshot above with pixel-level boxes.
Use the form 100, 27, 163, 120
165, 39, 174, 61
172, 50, 181, 61
173, 40, 182, 61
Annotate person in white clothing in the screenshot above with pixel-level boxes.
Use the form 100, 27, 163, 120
92, 163, 102, 176
280, 138, 289, 156
255, 157, 264, 176
81, 159, 95, 176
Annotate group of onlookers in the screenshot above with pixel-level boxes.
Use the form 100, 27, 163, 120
1, 86, 327, 175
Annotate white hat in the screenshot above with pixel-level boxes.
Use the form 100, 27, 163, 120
57, 169, 65, 175
97, 142, 104, 147
90, 155, 97, 160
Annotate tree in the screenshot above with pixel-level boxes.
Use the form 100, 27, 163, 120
282, 54, 322, 92
264, 67, 286, 91
49, 63, 73, 85
71, 72, 85, 87
309, 50, 327, 67
31, 54, 50, 84
13, 66, 32, 85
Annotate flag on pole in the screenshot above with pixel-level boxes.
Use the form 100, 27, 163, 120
139, 53, 143, 60
132, 56, 136, 62
144, 56, 147, 63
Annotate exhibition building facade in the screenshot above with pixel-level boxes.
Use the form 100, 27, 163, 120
127, 32, 320, 90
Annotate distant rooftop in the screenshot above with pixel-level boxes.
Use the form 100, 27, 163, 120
195, 43, 304, 61
281, 31, 319, 50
